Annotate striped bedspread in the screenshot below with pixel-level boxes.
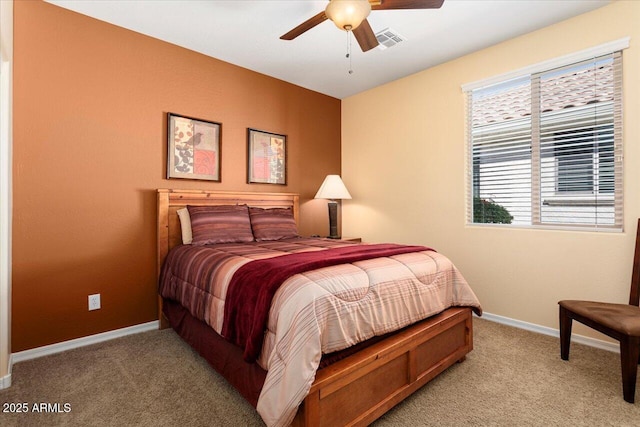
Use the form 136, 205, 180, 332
223, 243, 434, 363
158, 238, 482, 427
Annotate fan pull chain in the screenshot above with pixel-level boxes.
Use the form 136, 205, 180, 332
346, 30, 354, 75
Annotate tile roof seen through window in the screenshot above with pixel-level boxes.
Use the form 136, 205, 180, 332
472, 62, 614, 128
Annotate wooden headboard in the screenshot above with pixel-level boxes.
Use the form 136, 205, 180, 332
156, 188, 300, 277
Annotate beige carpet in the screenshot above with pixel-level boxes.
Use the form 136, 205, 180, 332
1, 318, 640, 426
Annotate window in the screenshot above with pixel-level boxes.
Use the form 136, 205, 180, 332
465, 43, 625, 231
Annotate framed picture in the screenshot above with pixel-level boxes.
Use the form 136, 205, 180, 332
247, 128, 287, 185
167, 112, 221, 182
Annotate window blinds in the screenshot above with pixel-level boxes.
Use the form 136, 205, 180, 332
466, 51, 623, 230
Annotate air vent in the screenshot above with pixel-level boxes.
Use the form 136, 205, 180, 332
375, 28, 406, 50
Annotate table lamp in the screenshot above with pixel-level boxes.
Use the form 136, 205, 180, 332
314, 175, 352, 239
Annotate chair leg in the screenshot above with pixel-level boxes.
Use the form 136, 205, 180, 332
559, 306, 572, 360
620, 336, 640, 403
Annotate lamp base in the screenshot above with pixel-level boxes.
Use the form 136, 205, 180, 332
327, 200, 340, 239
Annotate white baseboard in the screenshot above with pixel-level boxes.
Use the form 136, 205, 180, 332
5, 313, 619, 377
11, 320, 159, 364
0, 354, 11, 389
479, 311, 619, 353
0, 373, 10, 389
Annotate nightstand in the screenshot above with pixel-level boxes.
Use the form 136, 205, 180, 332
340, 237, 362, 243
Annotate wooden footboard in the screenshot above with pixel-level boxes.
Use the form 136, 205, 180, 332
293, 307, 473, 427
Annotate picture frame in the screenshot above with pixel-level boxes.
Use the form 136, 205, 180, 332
247, 128, 287, 185
167, 112, 221, 182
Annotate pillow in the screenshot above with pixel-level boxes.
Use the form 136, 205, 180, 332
176, 208, 193, 244
187, 205, 254, 245
249, 207, 299, 242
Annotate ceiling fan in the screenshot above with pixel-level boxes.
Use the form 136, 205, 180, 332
280, 0, 445, 52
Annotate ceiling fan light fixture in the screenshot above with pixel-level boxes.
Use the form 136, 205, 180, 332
325, 0, 371, 32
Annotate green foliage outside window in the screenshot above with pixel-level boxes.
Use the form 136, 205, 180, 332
473, 197, 513, 224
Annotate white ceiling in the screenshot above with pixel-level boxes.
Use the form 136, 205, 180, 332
46, 0, 611, 99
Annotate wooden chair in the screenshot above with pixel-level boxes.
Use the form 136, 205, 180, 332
559, 218, 640, 403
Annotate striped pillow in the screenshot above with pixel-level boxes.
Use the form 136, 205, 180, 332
249, 207, 299, 242
187, 205, 254, 245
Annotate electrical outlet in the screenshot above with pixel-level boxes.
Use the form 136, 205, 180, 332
88, 294, 101, 311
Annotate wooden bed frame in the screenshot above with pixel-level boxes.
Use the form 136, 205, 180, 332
157, 188, 474, 427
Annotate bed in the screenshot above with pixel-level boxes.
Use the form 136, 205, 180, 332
157, 188, 481, 427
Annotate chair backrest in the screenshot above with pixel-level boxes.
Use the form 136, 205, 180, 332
629, 218, 640, 306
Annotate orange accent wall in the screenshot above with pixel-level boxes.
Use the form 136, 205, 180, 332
12, 1, 341, 351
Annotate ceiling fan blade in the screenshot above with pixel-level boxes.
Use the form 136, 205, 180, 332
353, 19, 379, 52
371, 0, 444, 10
280, 11, 328, 40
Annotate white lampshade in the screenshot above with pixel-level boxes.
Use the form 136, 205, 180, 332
325, 0, 371, 31
315, 175, 352, 200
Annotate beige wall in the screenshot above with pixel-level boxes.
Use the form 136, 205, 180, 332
12, 1, 341, 352
342, 1, 640, 340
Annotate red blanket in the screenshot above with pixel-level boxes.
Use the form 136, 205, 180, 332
221, 243, 433, 362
